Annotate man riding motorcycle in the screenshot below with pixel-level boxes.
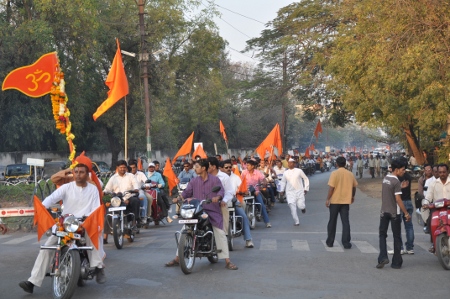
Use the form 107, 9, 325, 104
146, 162, 168, 220
128, 159, 152, 224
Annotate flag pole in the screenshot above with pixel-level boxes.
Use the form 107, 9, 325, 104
124, 96, 128, 161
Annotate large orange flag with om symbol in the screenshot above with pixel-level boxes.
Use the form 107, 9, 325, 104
2, 52, 58, 98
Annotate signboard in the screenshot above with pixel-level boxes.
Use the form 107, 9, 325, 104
0, 207, 35, 217
325, 146, 331, 153
26, 158, 45, 167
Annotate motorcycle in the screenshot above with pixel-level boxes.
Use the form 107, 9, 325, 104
227, 198, 243, 251
105, 190, 138, 249
244, 185, 262, 229
142, 180, 167, 226
426, 198, 450, 270
407, 165, 424, 179
43, 210, 96, 299
175, 186, 221, 274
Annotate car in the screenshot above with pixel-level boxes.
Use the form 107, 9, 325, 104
2, 163, 43, 182
92, 161, 110, 174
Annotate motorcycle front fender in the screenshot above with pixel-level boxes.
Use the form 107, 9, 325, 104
434, 226, 450, 238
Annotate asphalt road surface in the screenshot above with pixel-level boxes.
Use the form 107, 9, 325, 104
0, 170, 447, 299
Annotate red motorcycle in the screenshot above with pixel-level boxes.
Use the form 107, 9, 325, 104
427, 198, 450, 270
142, 181, 167, 226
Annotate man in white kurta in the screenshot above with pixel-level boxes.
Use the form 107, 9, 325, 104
279, 158, 310, 226
19, 164, 105, 294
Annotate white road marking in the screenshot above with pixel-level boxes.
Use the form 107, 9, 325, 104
353, 241, 378, 253
291, 240, 310, 251
322, 240, 344, 252
260, 239, 277, 250
3, 234, 37, 245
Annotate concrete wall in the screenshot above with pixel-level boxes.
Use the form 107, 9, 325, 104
0, 149, 257, 171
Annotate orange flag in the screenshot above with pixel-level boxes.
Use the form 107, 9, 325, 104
93, 39, 129, 120
137, 158, 143, 171
255, 123, 282, 159
219, 120, 228, 143
2, 52, 58, 98
33, 195, 56, 241
173, 132, 194, 164
310, 143, 315, 151
163, 158, 179, 195
233, 165, 240, 176
314, 120, 323, 140
192, 144, 207, 159
81, 205, 105, 250
305, 147, 310, 158
236, 175, 247, 203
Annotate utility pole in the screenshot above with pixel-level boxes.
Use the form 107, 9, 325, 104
138, 0, 152, 161
281, 51, 288, 151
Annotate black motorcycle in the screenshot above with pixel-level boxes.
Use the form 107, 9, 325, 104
227, 197, 243, 251
175, 186, 221, 274
105, 190, 139, 249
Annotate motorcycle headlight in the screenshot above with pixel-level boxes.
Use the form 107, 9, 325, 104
111, 197, 121, 207
435, 201, 445, 208
63, 215, 80, 233
181, 208, 195, 219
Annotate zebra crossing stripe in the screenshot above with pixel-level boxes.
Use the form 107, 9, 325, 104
0, 234, 12, 240
353, 241, 378, 253
3, 234, 36, 245
321, 240, 344, 252
291, 240, 310, 251
260, 239, 277, 250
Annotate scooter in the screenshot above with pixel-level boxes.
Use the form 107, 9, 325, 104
425, 198, 450, 270
142, 181, 167, 226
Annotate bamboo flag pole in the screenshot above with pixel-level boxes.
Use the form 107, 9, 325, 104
124, 96, 128, 161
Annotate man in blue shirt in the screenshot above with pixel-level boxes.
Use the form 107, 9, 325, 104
178, 162, 197, 180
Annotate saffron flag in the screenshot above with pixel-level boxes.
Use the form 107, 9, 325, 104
314, 120, 323, 141
2, 52, 58, 98
219, 120, 228, 143
33, 195, 55, 241
93, 39, 129, 120
236, 175, 247, 204
192, 144, 207, 159
305, 147, 310, 158
255, 123, 283, 159
233, 165, 240, 176
137, 158, 143, 171
173, 132, 194, 164
163, 158, 179, 195
81, 205, 105, 250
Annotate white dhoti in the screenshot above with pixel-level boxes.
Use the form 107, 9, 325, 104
287, 190, 306, 225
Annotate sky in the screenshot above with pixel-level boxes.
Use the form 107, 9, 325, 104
209, 0, 296, 65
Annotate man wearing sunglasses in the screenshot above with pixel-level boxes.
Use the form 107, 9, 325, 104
178, 162, 197, 180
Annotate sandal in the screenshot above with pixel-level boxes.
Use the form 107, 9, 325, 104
165, 259, 179, 267
225, 262, 238, 270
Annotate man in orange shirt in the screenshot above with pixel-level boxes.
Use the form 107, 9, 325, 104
325, 156, 358, 249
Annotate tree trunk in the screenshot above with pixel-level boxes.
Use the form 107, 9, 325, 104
403, 124, 425, 165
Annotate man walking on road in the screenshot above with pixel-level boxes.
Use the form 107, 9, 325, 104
279, 158, 309, 226
377, 159, 411, 269
356, 156, 364, 179
325, 156, 357, 249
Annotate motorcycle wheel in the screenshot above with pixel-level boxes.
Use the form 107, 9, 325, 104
436, 233, 450, 270
178, 233, 196, 274
112, 218, 124, 249
52, 246, 81, 299
227, 224, 234, 251
245, 205, 256, 229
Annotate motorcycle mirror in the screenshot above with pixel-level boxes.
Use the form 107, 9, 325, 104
211, 186, 221, 193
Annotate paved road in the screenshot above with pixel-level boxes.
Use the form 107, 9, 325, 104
0, 170, 448, 299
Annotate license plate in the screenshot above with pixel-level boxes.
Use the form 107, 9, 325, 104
179, 219, 198, 224
109, 206, 126, 212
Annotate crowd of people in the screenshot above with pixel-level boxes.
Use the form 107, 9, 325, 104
20, 149, 440, 294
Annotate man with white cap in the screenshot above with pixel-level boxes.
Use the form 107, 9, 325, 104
279, 158, 310, 226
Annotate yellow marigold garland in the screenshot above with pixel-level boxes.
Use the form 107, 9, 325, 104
50, 62, 76, 164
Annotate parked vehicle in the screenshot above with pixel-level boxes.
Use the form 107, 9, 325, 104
426, 198, 450, 270
92, 161, 110, 174
43, 209, 96, 299
105, 191, 139, 249
406, 165, 424, 179
43, 161, 68, 178
2, 163, 42, 183
175, 186, 221, 274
